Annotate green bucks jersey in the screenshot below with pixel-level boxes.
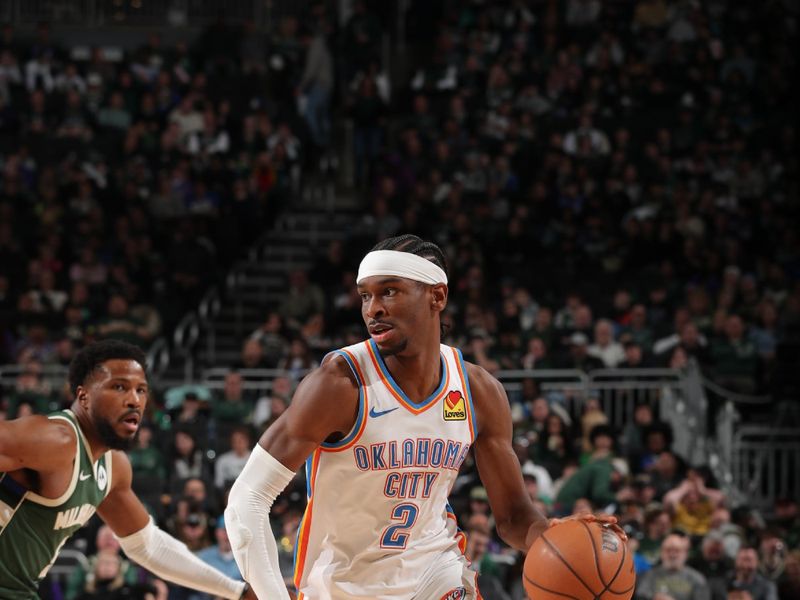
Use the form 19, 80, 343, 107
0, 410, 113, 599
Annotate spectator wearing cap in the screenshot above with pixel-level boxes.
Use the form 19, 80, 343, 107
636, 533, 710, 600
554, 424, 629, 515
190, 516, 244, 600
710, 547, 778, 600
469, 486, 491, 519
561, 331, 604, 371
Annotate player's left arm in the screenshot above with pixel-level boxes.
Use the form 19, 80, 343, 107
468, 363, 549, 550
97, 451, 253, 600
468, 364, 624, 550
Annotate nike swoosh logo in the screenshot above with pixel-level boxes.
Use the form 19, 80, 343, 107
369, 406, 399, 418
79, 472, 91, 481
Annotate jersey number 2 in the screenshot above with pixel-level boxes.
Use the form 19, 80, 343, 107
380, 502, 419, 549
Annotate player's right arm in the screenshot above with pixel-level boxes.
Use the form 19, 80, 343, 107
259, 354, 360, 469
0, 416, 75, 473
225, 356, 359, 599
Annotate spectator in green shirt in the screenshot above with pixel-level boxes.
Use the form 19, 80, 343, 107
555, 424, 629, 515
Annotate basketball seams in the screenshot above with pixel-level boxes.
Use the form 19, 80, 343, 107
605, 529, 630, 594
523, 573, 586, 600
606, 536, 636, 595
541, 530, 598, 597
579, 520, 606, 590
526, 523, 636, 600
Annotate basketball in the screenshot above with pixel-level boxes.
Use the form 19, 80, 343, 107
523, 520, 635, 600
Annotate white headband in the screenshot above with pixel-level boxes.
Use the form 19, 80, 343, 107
357, 250, 448, 286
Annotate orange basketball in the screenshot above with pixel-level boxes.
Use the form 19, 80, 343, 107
523, 520, 635, 600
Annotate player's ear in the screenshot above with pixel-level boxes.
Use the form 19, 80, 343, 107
76, 385, 89, 407
431, 283, 448, 312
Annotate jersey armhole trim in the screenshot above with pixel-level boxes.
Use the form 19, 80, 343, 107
454, 348, 478, 441
320, 350, 368, 451
24, 415, 81, 507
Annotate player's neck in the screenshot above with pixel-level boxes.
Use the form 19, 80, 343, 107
72, 406, 109, 462
383, 341, 442, 403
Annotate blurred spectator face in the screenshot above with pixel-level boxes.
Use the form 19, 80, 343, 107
624, 343, 643, 365
574, 305, 593, 329
634, 403, 653, 426
137, 425, 153, 448
546, 414, 565, 435
531, 397, 549, 422
774, 499, 798, 521
215, 522, 232, 551
174, 431, 195, 456
230, 430, 250, 454
613, 290, 632, 312
724, 315, 744, 340
272, 376, 291, 399
702, 535, 725, 561
94, 549, 122, 582
465, 526, 489, 563
647, 510, 672, 539
679, 322, 699, 346
594, 320, 614, 346
711, 507, 731, 530
224, 372, 243, 399
241, 339, 263, 367
536, 307, 553, 329
183, 478, 206, 503
661, 534, 690, 570
727, 591, 753, 600
182, 513, 207, 543
631, 304, 647, 326
735, 548, 758, 582
96, 524, 120, 552
528, 338, 547, 359
108, 295, 128, 317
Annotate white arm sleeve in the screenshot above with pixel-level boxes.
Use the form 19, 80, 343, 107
224, 444, 295, 600
117, 519, 245, 600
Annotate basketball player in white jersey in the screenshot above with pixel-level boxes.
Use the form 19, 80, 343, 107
225, 235, 623, 599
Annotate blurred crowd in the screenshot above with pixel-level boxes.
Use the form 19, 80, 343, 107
2, 0, 799, 599
0, 14, 317, 370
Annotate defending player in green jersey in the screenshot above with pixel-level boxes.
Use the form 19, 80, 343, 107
0, 340, 255, 600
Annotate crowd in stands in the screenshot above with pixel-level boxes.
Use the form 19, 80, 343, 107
2, 0, 799, 598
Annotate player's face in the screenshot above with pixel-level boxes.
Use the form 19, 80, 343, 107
81, 359, 148, 451
358, 276, 444, 356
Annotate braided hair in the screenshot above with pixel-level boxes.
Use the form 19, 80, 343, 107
370, 234, 449, 279
369, 235, 449, 337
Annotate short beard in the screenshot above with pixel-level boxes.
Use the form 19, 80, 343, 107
95, 416, 136, 451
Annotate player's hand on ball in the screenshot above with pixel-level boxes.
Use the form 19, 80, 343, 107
549, 513, 628, 541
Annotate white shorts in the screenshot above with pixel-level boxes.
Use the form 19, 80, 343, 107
414, 549, 481, 600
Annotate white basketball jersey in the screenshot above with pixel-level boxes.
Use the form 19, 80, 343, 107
293, 339, 478, 600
